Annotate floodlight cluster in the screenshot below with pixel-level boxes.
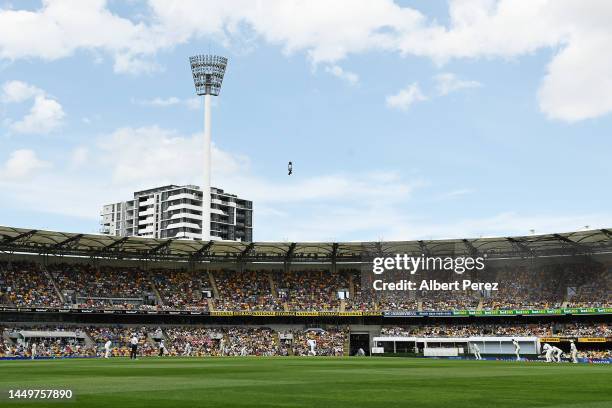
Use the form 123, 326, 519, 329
189, 54, 228, 96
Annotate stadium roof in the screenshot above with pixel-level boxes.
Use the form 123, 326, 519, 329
1, 226, 612, 264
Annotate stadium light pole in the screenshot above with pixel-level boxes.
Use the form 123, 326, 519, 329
189, 55, 228, 240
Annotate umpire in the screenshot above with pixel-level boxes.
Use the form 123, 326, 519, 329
130, 334, 139, 359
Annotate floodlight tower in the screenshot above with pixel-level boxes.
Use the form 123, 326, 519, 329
189, 55, 228, 240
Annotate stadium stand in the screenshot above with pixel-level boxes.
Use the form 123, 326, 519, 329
0, 260, 610, 312
0, 226, 610, 361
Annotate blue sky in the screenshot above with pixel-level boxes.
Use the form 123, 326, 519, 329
0, 0, 611, 241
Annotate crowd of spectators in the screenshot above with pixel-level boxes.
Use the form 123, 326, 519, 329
0, 261, 62, 307
152, 269, 210, 310
344, 272, 378, 311
49, 263, 152, 309
560, 323, 610, 337
381, 323, 552, 337
214, 270, 282, 311
0, 261, 609, 312
380, 322, 610, 338
278, 271, 347, 311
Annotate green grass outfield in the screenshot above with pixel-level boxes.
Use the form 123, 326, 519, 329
0, 357, 610, 408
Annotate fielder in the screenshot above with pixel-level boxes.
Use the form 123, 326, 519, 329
542, 343, 553, 362
570, 340, 578, 363
307, 339, 317, 356
183, 342, 192, 356
512, 338, 521, 361
472, 343, 482, 360
104, 339, 112, 358
31, 342, 37, 360
552, 345, 563, 362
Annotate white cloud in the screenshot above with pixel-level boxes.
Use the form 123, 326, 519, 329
0, 0, 157, 61
434, 73, 481, 96
537, 33, 612, 122
10, 94, 65, 134
2, 1, 612, 120
113, 53, 162, 75
133, 96, 201, 110
95, 126, 249, 187
1, 80, 65, 134
324, 65, 359, 85
1, 80, 43, 103
0, 149, 51, 180
386, 83, 427, 111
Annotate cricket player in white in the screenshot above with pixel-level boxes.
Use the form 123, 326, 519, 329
307, 339, 317, 356
183, 342, 192, 356
512, 339, 521, 361
158, 340, 167, 356
240, 346, 248, 356
542, 343, 553, 362
219, 338, 226, 356
104, 340, 112, 358
570, 340, 578, 363
472, 343, 482, 360
31, 342, 37, 360
552, 345, 563, 362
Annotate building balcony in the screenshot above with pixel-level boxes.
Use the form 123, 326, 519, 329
170, 213, 202, 220
165, 221, 200, 230
139, 208, 155, 216
138, 226, 155, 234
166, 193, 199, 202
138, 217, 154, 226
171, 231, 202, 240
167, 203, 203, 213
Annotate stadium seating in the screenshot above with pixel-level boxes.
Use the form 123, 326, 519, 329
0, 261, 609, 312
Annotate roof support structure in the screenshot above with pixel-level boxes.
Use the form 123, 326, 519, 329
462, 239, 480, 258
600, 229, 612, 239
506, 237, 534, 256
331, 243, 339, 263
101, 236, 130, 252
52, 234, 84, 250
553, 234, 588, 254
418, 240, 431, 256
148, 239, 174, 256
285, 243, 296, 263
239, 242, 255, 262
192, 240, 214, 261
1, 229, 38, 245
